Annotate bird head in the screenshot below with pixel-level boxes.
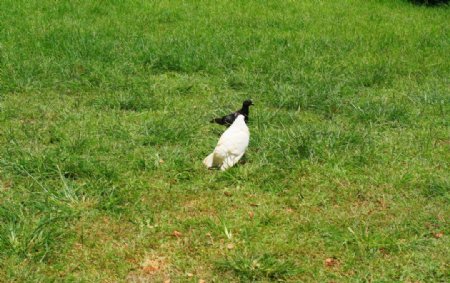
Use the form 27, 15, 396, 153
243, 99, 254, 107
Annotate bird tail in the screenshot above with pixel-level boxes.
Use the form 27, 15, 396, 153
210, 118, 221, 124
203, 153, 214, 168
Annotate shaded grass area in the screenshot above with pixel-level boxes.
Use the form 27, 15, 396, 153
0, 0, 449, 281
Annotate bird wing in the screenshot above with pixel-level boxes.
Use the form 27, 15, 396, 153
211, 112, 237, 126
222, 113, 238, 125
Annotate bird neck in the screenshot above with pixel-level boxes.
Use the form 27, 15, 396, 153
241, 105, 249, 115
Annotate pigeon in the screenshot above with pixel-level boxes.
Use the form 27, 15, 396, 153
210, 99, 254, 126
203, 114, 250, 171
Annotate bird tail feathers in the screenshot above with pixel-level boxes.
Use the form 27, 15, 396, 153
203, 153, 214, 168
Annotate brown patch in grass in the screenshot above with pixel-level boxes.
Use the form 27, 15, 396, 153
127, 256, 170, 282
324, 257, 340, 268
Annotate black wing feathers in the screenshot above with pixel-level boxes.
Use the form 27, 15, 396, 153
210, 100, 253, 126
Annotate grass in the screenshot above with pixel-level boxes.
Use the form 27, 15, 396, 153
0, 0, 449, 281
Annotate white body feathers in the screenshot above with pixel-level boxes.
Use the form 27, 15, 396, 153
203, 114, 249, 171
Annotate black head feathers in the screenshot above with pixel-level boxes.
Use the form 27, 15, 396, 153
243, 99, 254, 107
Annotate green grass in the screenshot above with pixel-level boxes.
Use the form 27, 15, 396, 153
0, 0, 449, 281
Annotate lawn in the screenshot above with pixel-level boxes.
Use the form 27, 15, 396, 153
0, 0, 449, 281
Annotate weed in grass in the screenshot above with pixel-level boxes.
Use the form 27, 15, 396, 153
422, 177, 449, 199
217, 253, 297, 281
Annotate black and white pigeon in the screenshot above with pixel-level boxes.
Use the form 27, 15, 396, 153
210, 99, 254, 126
